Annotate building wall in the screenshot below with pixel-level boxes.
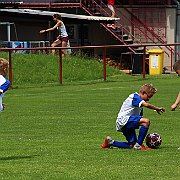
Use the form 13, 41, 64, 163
165, 8, 176, 67
0, 16, 50, 42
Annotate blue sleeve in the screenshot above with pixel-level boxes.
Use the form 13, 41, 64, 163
0, 79, 10, 93
132, 93, 143, 107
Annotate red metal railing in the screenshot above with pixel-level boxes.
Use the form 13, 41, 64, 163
0, 0, 82, 8
114, 1, 180, 67
82, 0, 176, 58
81, 1, 138, 53
0, 0, 173, 8
0, 43, 179, 86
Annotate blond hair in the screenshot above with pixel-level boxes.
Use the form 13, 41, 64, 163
140, 84, 157, 96
0, 58, 9, 73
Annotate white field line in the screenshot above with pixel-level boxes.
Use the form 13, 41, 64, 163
9, 86, 126, 97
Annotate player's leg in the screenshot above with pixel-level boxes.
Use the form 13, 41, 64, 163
102, 123, 137, 149
122, 116, 141, 148
136, 118, 150, 145
101, 135, 131, 149
51, 39, 61, 55
61, 41, 68, 56
61, 37, 69, 55
107, 4, 115, 18
111, 129, 137, 148
133, 117, 151, 150
0, 96, 3, 112
101, 116, 148, 149
123, 116, 151, 150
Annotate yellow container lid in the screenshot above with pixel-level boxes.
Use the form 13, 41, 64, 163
148, 49, 164, 54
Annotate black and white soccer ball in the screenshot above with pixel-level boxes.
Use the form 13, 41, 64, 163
146, 132, 162, 149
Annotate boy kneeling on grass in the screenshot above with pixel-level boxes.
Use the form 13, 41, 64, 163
102, 84, 165, 150
0, 58, 10, 112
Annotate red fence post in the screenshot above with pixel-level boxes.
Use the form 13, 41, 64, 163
103, 47, 106, 81
59, 49, 63, 85
8, 50, 13, 87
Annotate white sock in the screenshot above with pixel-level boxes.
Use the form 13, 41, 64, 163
133, 143, 141, 149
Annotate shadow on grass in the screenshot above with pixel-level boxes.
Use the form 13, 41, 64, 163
0, 155, 38, 161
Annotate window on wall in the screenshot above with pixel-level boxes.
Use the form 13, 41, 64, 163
66, 25, 77, 39
77, 24, 89, 46
132, 8, 166, 43
78, 24, 88, 40
65, 24, 89, 46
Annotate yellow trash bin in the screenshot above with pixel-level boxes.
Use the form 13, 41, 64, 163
148, 49, 164, 75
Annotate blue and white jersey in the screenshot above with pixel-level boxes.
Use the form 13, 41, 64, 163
116, 92, 144, 131
0, 75, 10, 112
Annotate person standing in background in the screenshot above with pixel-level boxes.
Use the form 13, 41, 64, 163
40, 14, 69, 55
107, 0, 116, 18
106, 0, 116, 29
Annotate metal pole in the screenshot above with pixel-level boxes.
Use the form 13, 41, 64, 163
103, 47, 106, 81
7, 23, 11, 42
142, 46, 146, 79
59, 49, 63, 85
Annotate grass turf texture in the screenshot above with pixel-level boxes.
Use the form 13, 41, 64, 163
0, 53, 180, 179
0, 52, 123, 85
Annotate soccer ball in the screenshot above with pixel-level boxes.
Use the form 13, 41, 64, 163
146, 132, 162, 149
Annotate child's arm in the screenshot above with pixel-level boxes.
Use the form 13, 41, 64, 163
142, 101, 165, 115
40, 21, 62, 33
0, 79, 10, 94
171, 91, 180, 111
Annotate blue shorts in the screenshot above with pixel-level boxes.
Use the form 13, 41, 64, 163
121, 116, 142, 144
123, 116, 142, 130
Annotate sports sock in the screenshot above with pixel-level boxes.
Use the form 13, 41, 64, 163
133, 142, 141, 149
137, 126, 149, 145
112, 141, 131, 149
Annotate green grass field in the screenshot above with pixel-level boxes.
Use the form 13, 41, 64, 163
0, 53, 180, 179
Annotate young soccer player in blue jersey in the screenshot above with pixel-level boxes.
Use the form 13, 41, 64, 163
0, 58, 10, 112
102, 83, 165, 150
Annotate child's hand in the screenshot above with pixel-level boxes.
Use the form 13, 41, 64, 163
40, 30, 46, 34
171, 103, 178, 111
156, 108, 165, 115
